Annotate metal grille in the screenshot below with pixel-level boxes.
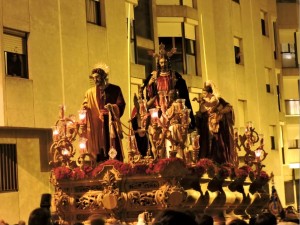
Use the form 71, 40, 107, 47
0, 144, 18, 192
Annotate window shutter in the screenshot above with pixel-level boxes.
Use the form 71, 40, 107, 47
3, 34, 25, 54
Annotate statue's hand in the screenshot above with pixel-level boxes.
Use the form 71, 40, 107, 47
148, 71, 157, 86
146, 96, 157, 108
105, 103, 113, 110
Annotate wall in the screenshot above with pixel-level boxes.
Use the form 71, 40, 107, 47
0, 128, 52, 224
0, 0, 129, 223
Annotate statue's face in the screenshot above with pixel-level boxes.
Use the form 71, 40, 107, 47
159, 58, 168, 72
202, 90, 208, 98
93, 69, 107, 88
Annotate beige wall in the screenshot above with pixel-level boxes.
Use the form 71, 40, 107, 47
2, 0, 129, 128
0, 0, 129, 223
0, 128, 52, 224
277, 3, 300, 29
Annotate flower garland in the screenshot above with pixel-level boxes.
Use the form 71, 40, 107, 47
51, 157, 271, 189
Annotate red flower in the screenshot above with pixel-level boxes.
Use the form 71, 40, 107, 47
92, 160, 131, 177
53, 166, 72, 180
239, 165, 252, 173
216, 165, 231, 180
130, 163, 148, 175
193, 164, 206, 177
258, 170, 270, 181
71, 165, 93, 180
235, 169, 249, 179
146, 158, 187, 175
195, 158, 216, 178
249, 170, 270, 182
146, 163, 155, 174
71, 167, 86, 180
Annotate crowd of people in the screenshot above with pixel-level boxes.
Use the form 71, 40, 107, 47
1, 207, 299, 225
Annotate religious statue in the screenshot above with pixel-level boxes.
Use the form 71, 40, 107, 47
82, 63, 126, 162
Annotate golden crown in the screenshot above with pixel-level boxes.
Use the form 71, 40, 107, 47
148, 43, 177, 59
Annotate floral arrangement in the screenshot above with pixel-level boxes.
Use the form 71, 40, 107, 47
92, 160, 131, 177
231, 165, 252, 180
53, 166, 73, 180
51, 157, 271, 193
146, 158, 187, 176
194, 158, 216, 178
258, 170, 270, 181
249, 170, 270, 194
71, 165, 93, 180
130, 163, 149, 175
249, 170, 270, 182
215, 164, 232, 180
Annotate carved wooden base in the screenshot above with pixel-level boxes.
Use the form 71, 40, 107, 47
51, 164, 270, 224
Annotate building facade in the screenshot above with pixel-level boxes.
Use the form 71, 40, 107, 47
0, 0, 299, 223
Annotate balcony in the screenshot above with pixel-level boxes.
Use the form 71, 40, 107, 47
285, 99, 300, 116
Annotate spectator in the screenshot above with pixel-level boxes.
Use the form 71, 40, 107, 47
0, 219, 8, 225
254, 212, 277, 225
197, 214, 214, 225
152, 209, 198, 225
18, 220, 26, 225
28, 207, 51, 225
88, 214, 105, 225
227, 218, 248, 225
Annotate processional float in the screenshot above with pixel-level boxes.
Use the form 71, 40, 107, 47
49, 94, 271, 224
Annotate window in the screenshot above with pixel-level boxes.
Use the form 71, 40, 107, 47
158, 37, 196, 75
284, 180, 295, 205
281, 43, 297, 68
272, 21, 278, 59
265, 67, 272, 93
285, 100, 300, 115
269, 125, 276, 150
276, 0, 297, 2
185, 39, 196, 75
156, 0, 194, 7
234, 37, 243, 65
276, 72, 281, 112
4, 29, 28, 78
134, 0, 152, 39
129, 19, 137, 64
260, 10, 268, 36
137, 47, 154, 76
288, 139, 300, 149
157, 20, 198, 75
237, 100, 247, 128
86, 0, 105, 26
0, 144, 18, 192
